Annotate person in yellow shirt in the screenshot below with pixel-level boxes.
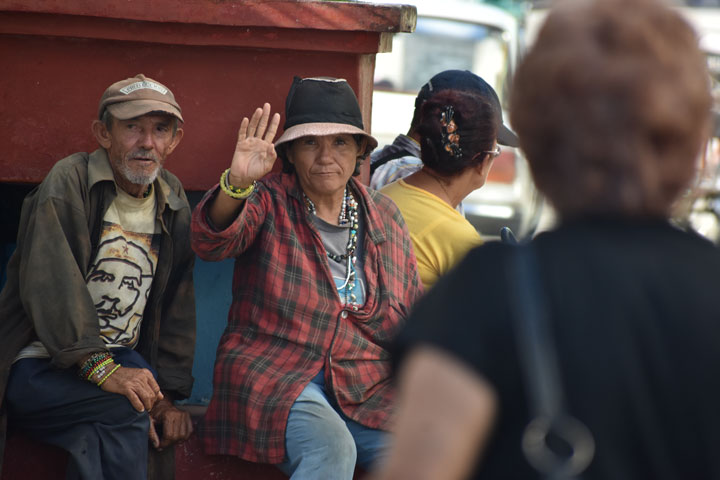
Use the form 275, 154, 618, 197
381, 71, 518, 289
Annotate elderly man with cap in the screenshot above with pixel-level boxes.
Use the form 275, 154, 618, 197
0, 74, 196, 479
191, 76, 422, 479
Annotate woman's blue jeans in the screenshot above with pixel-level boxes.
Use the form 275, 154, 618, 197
276, 370, 390, 479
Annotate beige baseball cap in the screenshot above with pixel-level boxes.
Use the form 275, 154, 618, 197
98, 74, 183, 122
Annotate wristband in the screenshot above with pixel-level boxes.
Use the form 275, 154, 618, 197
220, 169, 256, 199
97, 363, 122, 387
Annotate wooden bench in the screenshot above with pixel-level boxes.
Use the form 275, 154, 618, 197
2, 406, 365, 479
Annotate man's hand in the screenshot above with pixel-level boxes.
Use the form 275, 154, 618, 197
149, 398, 193, 450
100, 365, 163, 412
228, 103, 281, 188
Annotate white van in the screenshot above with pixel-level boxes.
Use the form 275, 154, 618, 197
371, 0, 541, 239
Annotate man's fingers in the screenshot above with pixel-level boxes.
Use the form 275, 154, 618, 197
154, 409, 194, 448
149, 418, 160, 449
159, 417, 176, 447
176, 412, 192, 440
145, 373, 162, 396
143, 387, 162, 411
128, 391, 146, 412
140, 390, 155, 411
101, 366, 163, 412
131, 373, 159, 411
184, 414, 194, 438
264, 112, 281, 143
159, 416, 181, 448
127, 371, 155, 411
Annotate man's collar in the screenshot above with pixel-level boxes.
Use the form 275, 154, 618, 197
88, 148, 116, 188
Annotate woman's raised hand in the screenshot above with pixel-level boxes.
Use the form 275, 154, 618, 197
229, 103, 281, 187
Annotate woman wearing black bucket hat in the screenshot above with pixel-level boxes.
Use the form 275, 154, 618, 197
191, 77, 423, 478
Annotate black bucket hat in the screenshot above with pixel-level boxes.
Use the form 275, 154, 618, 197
275, 76, 378, 155
416, 70, 519, 148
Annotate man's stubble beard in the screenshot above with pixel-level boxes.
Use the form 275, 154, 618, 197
119, 150, 162, 185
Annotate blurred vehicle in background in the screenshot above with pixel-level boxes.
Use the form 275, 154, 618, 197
677, 4, 720, 242
371, 0, 542, 239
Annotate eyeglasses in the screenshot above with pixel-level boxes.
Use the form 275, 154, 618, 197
483, 145, 501, 159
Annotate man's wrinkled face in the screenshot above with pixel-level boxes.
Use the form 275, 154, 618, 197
98, 113, 182, 196
110, 115, 174, 182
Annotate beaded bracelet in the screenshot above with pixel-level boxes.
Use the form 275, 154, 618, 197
78, 352, 113, 380
79, 352, 107, 375
220, 169, 256, 200
87, 358, 114, 381
79, 354, 109, 380
97, 363, 122, 387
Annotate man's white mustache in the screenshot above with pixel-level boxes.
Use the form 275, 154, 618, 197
127, 151, 158, 162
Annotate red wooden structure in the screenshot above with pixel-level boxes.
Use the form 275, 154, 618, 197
0, 0, 415, 188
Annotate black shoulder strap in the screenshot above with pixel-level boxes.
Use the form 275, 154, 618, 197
507, 245, 595, 480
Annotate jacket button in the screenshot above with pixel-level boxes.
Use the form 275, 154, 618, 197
340, 310, 348, 319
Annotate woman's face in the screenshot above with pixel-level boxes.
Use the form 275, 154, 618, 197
288, 134, 361, 199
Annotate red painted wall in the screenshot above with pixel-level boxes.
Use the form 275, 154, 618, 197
0, 0, 416, 189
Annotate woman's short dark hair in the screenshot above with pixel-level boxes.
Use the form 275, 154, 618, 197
417, 90, 497, 176
277, 134, 368, 176
510, 0, 712, 219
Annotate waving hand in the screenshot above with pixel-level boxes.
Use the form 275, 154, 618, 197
208, 103, 281, 229
228, 103, 281, 187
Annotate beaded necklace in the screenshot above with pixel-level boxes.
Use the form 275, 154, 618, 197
304, 186, 360, 310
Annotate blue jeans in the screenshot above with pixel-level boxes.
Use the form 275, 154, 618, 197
276, 370, 390, 479
5, 348, 152, 480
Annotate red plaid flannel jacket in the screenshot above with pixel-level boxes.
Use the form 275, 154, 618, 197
191, 173, 423, 462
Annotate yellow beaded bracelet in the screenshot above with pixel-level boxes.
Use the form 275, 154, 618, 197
97, 363, 122, 387
88, 357, 114, 381
220, 169, 256, 200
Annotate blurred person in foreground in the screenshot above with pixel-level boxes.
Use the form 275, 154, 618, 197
191, 76, 422, 478
380, 72, 519, 290
372, 0, 720, 479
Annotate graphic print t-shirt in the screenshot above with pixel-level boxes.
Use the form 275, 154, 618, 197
87, 187, 160, 348
15, 186, 160, 360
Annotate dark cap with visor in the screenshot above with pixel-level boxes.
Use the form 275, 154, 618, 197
416, 69, 518, 147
